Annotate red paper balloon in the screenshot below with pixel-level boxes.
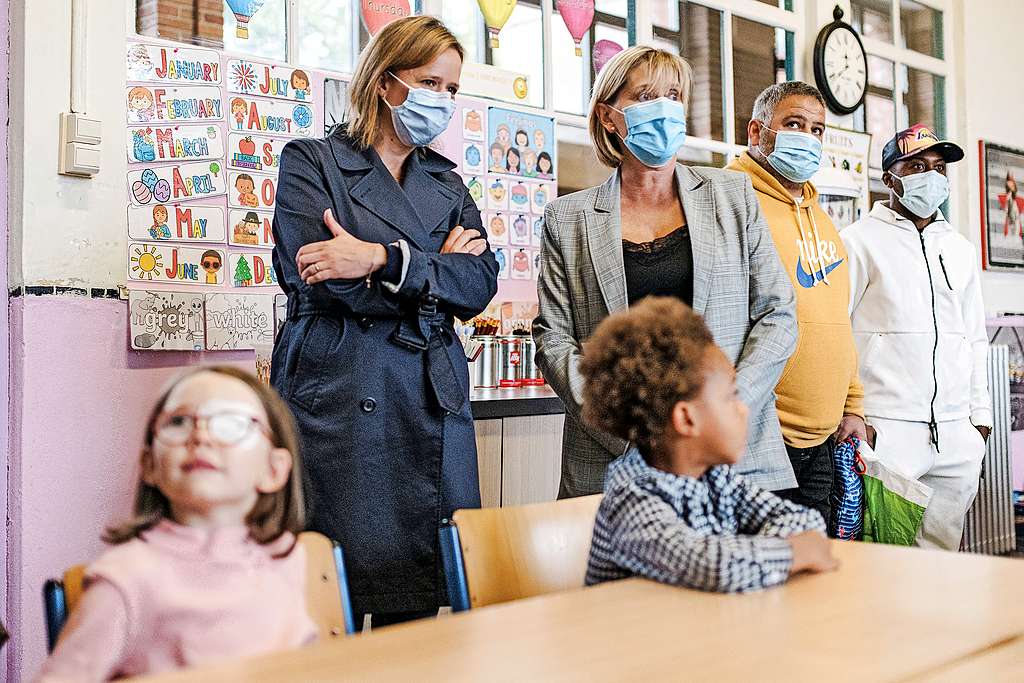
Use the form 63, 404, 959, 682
593, 39, 623, 74
557, 0, 594, 56
361, 0, 412, 36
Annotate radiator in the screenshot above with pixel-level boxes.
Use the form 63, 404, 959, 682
963, 345, 1015, 554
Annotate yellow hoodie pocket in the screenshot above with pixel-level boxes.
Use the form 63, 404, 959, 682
775, 321, 857, 433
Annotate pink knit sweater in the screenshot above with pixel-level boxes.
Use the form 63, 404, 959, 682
37, 520, 318, 681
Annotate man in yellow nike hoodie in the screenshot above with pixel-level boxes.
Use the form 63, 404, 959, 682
727, 82, 866, 527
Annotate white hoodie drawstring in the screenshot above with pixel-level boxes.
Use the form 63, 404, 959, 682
794, 203, 827, 286
806, 208, 830, 285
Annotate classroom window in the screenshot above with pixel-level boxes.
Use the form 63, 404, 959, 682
732, 16, 793, 146
296, 0, 358, 73
221, 0, 288, 61
442, 2, 485, 64
487, 1, 545, 108
753, 0, 793, 9
136, 0, 284, 60
850, 0, 894, 43
551, 7, 588, 116
853, 56, 896, 169
902, 67, 945, 136
652, 2, 725, 143
900, 0, 944, 58
595, 0, 628, 18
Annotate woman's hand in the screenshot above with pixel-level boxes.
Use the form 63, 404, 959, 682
441, 225, 487, 256
297, 209, 387, 284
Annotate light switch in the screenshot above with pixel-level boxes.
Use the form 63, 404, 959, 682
58, 112, 101, 177
60, 142, 101, 177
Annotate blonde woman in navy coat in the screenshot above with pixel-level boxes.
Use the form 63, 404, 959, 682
270, 17, 498, 629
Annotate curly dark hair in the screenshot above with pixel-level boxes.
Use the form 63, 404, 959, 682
580, 297, 716, 457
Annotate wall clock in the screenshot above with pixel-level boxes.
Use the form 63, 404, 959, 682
813, 5, 868, 115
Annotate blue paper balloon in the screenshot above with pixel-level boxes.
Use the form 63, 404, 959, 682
225, 0, 267, 39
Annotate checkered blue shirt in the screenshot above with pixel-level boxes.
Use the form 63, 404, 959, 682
586, 449, 826, 593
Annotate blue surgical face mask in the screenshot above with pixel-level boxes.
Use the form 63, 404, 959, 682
612, 98, 688, 168
385, 72, 456, 147
893, 169, 949, 218
761, 127, 823, 183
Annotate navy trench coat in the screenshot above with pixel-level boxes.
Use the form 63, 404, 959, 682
270, 131, 498, 614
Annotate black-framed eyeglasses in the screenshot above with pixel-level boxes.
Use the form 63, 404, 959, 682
154, 411, 271, 447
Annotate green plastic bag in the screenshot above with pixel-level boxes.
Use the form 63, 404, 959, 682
860, 447, 934, 546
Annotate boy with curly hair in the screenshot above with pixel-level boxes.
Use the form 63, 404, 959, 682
582, 297, 837, 593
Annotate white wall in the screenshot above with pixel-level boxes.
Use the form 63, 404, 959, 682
954, 0, 1024, 315
9, 0, 129, 288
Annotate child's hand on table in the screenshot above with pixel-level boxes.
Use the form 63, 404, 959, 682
788, 531, 839, 575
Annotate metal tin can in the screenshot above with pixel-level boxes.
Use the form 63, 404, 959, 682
473, 337, 499, 389
519, 337, 544, 386
498, 336, 522, 388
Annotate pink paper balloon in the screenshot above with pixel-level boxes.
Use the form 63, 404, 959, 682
593, 39, 623, 74
557, 0, 595, 55
361, 0, 412, 36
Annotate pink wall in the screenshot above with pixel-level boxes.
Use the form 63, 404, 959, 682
1, 0, 10, 677
9, 297, 252, 680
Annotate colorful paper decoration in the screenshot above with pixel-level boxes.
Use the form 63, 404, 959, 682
126, 44, 221, 84
225, 0, 267, 39
227, 95, 314, 137
228, 60, 313, 102
361, 0, 412, 36
127, 161, 228, 207
126, 85, 224, 125
557, 0, 594, 57
129, 290, 206, 351
205, 293, 275, 350
477, 0, 517, 48
128, 204, 227, 243
128, 243, 227, 286
593, 39, 623, 74
126, 124, 225, 164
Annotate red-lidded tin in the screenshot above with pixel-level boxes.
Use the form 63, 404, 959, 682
498, 336, 522, 388
519, 337, 544, 386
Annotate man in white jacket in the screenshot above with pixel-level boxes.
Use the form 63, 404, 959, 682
842, 125, 991, 550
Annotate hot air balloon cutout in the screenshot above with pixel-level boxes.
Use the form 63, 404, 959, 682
477, 0, 517, 48
592, 39, 623, 74
361, 0, 411, 36
225, 0, 266, 40
557, 0, 594, 57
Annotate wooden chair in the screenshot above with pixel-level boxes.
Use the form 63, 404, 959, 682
439, 495, 602, 612
42, 531, 355, 652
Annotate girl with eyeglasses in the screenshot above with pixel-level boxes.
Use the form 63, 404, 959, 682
37, 367, 316, 681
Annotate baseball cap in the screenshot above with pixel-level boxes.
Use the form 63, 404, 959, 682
882, 124, 964, 171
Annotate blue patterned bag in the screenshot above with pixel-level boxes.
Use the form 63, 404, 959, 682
829, 437, 864, 540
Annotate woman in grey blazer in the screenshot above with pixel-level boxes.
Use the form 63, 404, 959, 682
534, 46, 797, 497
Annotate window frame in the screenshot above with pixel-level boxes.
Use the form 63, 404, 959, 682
852, 0, 952, 197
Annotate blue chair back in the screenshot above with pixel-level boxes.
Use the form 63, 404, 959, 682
439, 521, 471, 612
332, 542, 358, 635
43, 579, 68, 652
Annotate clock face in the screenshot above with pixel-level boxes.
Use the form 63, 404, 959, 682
823, 27, 867, 110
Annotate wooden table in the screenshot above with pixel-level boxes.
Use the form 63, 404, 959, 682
138, 542, 1024, 682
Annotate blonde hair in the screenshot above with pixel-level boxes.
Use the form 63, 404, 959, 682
347, 15, 464, 150
588, 46, 693, 168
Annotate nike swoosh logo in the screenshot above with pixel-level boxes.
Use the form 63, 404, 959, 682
795, 257, 844, 288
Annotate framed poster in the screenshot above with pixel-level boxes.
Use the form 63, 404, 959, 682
981, 142, 1024, 270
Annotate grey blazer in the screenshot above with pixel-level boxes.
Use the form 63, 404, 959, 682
533, 165, 798, 497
